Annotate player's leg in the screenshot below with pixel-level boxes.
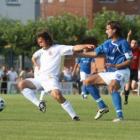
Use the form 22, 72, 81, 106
111, 69, 130, 122
76, 79, 81, 94
39, 90, 46, 101
42, 78, 80, 121
131, 69, 138, 95
50, 89, 80, 121
124, 81, 130, 105
110, 69, 130, 122
84, 73, 109, 120
131, 80, 138, 90
18, 79, 45, 112
109, 79, 124, 122
81, 81, 88, 99
80, 72, 88, 99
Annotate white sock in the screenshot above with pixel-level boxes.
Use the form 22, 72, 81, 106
61, 100, 77, 119
21, 88, 40, 107
39, 90, 46, 101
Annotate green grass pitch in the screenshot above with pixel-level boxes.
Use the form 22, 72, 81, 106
0, 94, 140, 140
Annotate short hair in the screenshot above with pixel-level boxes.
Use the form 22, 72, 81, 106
106, 20, 123, 37
35, 30, 54, 46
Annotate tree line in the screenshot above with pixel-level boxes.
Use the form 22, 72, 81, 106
0, 8, 140, 59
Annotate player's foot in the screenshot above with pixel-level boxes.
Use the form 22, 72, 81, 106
82, 94, 87, 99
94, 106, 109, 120
124, 101, 128, 105
113, 116, 124, 122
39, 100, 46, 113
73, 116, 80, 121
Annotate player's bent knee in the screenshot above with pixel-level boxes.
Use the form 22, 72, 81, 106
83, 80, 87, 85
18, 80, 28, 91
84, 79, 91, 86
109, 82, 120, 93
108, 86, 114, 93
18, 81, 24, 91
83, 80, 86, 85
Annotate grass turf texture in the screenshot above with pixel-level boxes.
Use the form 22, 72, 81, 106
0, 94, 140, 140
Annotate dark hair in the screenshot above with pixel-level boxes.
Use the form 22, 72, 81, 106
35, 30, 54, 46
106, 20, 123, 37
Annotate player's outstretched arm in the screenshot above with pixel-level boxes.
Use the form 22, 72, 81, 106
73, 44, 95, 51
74, 51, 97, 58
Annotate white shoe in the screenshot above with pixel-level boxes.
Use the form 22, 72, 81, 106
94, 106, 109, 120
113, 116, 124, 122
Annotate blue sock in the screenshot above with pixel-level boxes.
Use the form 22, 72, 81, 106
86, 85, 106, 108
111, 91, 123, 118
83, 85, 87, 95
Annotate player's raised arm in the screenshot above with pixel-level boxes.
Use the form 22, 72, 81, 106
127, 30, 132, 43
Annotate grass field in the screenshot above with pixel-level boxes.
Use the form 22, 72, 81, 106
0, 94, 140, 140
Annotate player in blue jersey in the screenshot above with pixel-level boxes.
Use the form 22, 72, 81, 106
72, 49, 97, 99
75, 20, 134, 122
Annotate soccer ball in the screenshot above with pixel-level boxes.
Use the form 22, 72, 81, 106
0, 98, 6, 112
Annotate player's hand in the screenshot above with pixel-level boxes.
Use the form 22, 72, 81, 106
36, 65, 40, 69
127, 30, 132, 36
86, 44, 96, 49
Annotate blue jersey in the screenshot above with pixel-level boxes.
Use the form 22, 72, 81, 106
77, 58, 95, 74
95, 38, 133, 72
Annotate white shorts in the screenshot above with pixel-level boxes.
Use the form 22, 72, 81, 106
98, 68, 130, 91
80, 72, 91, 81
27, 75, 61, 92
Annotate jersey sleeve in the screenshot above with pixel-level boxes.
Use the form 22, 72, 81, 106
94, 40, 110, 55
121, 41, 133, 60
94, 45, 104, 55
76, 58, 81, 64
33, 49, 42, 59
58, 45, 74, 56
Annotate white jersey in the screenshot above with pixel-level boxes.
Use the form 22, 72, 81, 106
33, 44, 74, 78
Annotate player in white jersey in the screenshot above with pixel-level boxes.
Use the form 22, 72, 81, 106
18, 30, 94, 121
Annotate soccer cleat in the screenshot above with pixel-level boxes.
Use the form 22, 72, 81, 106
94, 106, 109, 120
38, 100, 46, 113
72, 116, 80, 121
124, 101, 128, 105
113, 116, 124, 122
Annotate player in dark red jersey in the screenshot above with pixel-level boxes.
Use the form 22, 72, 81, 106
124, 30, 140, 105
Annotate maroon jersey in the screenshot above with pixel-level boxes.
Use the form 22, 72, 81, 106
131, 47, 140, 69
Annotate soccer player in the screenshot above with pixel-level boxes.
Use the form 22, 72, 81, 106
72, 48, 97, 99
124, 30, 140, 105
18, 30, 94, 121
75, 20, 134, 122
